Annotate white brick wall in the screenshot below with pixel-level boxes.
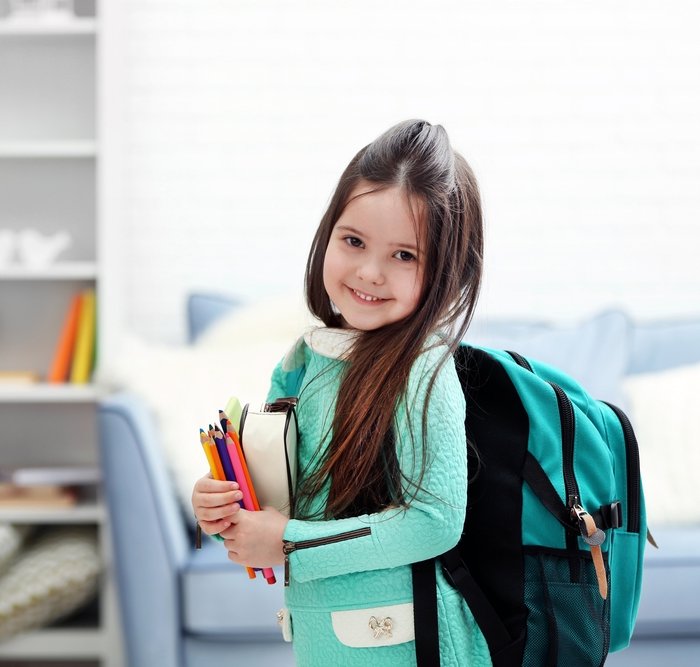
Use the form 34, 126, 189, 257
120, 1, 700, 342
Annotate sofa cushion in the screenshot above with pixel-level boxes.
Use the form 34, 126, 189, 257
466, 309, 632, 406
0, 527, 100, 640
622, 361, 700, 525
181, 538, 285, 637
186, 292, 240, 343
628, 318, 700, 375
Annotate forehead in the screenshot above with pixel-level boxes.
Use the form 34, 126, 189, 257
339, 181, 426, 241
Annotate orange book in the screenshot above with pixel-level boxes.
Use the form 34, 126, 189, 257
47, 293, 82, 383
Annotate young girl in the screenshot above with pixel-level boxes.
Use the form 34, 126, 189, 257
192, 119, 490, 666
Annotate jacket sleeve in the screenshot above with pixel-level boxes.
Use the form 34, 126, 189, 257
282, 345, 468, 584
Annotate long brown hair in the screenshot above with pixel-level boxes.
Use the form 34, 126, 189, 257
300, 120, 483, 519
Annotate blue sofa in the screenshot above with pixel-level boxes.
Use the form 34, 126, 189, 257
99, 293, 700, 667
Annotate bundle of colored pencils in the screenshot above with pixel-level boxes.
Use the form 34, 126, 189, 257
199, 408, 276, 585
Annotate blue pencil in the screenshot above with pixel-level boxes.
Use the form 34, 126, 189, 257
210, 425, 237, 483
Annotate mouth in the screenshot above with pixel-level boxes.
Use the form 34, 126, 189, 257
348, 286, 387, 304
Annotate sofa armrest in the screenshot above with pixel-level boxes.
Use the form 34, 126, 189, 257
99, 391, 190, 667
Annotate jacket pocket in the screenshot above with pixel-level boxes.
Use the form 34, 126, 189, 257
330, 602, 414, 648
282, 526, 372, 586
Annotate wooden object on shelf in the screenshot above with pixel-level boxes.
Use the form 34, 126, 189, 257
0, 371, 39, 384
0, 483, 78, 508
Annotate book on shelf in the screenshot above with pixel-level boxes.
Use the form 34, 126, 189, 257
47, 291, 82, 383
0, 465, 100, 487
47, 288, 97, 384
0, 483, 78, 508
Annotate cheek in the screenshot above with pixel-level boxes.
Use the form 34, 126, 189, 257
322, 247, 341, 293
405, 268, 424, 305
325, 244, 350, 278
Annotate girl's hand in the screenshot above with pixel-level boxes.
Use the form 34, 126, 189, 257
220, 506, 289, 568
191, 474, 243, 536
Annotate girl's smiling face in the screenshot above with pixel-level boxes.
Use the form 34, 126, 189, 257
323, 181, 426, 331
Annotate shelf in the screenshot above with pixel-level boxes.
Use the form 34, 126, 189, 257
0, 501, 105, 525
0, 18, 97, 36
0, 626, 104, 659
0, 262, 98, 281
0, 383, 105, 403
0, 142, 97, 158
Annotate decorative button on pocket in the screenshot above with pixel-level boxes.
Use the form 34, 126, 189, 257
331, 603, 414, 647
276, 607, 293, 642
368, 615, 393, 639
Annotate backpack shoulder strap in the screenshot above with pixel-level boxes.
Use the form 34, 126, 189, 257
412, 560, 440, 666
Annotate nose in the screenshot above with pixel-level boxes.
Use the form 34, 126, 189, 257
356, 256, 385, 285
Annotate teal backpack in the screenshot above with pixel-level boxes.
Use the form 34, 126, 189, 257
412, 344, 652, 667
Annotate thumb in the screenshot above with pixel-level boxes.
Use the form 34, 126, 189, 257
227, 507, 247, 524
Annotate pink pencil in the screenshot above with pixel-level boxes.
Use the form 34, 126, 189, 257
225, 434, 255, 512
226, 434, 277, 585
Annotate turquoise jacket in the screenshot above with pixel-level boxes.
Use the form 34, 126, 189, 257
267, 328, 491, 667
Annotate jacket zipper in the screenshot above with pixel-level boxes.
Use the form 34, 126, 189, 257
507, 351, 580, 509
602, 401, 641, 534
282, 526, 372, 586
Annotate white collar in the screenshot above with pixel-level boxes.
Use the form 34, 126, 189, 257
304, 327, 359, 359
281, 327, 358, 370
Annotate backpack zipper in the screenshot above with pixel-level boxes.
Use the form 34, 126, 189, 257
550, 382, 580, 509
506, 351, 580, 510
602, 401, 641, 534
282, 526, 372, 586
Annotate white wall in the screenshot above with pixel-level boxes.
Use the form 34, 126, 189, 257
120, 0, 700, 342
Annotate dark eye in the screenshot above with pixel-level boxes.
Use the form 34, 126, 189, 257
344, 236, 364, 248
394, 250, 416, 262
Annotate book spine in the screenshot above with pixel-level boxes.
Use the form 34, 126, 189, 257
48, 292, 82, 383
70, 289, 96, 384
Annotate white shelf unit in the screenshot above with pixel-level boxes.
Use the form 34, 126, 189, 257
0, 18, 97, 36
0, 261, 98, 280
0, 502, 106, 525
0, 382, 105, 402
0, 141, 98, 157
0, 3, 123, 665
0, 627, 106, 662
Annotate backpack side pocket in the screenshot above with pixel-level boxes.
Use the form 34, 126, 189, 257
522, 547, 610, 667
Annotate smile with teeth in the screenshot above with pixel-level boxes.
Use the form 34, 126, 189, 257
350, 287, 386, 302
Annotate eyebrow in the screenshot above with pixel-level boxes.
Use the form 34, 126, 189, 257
334, 225, 418, 252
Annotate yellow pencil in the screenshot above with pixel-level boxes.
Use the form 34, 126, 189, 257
199, 430, 220, 477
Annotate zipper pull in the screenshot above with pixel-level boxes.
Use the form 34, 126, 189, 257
571, 504, 608, 599
282, 541, 296, 587
647, 528, 659, 549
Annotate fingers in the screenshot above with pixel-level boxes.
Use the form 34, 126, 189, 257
196, 501, 242, 523
192, 474, 243, 524
219, 524, 236, 540
198, 517, 232, 536
194, 475, 239, 495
